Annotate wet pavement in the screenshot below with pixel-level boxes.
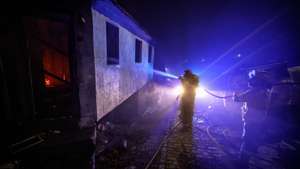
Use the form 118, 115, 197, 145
96, 94, 300, 169
147, 98, 300, 169
148, 111, 300, 169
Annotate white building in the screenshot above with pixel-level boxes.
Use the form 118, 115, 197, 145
92, 0, 155, 120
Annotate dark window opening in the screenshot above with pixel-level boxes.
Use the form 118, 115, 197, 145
148, 45, 153, 63
24, 17, 75, 118
135, 39, 142, 63
106, 22, 119, 65
24, 17, 70, 88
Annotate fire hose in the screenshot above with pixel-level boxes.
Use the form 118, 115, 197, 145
204, 89, 234, 99
203, 82, 300, 99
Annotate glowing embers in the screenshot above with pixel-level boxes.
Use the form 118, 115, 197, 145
42, 43, 70, 88
44, 74, 68, 87
45, 77, 51, 87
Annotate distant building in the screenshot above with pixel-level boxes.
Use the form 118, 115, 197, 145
1, 0, 154, 136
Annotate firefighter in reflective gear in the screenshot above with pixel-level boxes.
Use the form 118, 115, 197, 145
179, 70, 199, 129
234, 71, 270, 166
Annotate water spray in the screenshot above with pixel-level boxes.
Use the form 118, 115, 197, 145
153, 69, 179, 79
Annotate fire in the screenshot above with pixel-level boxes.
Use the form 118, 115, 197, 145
45, 78, 51, 86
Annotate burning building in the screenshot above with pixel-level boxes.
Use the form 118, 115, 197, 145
0, 0, 154, 158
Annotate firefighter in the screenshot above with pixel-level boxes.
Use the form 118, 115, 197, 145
234, 70, 270, 167
267, 64, 293, 141
179, 69, 199, 129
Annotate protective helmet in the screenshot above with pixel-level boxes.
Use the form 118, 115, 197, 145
184, 69, 192, 74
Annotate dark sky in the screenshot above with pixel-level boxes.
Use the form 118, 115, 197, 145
117, 0, 300, 79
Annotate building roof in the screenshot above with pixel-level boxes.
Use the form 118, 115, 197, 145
93, 0, 153, 43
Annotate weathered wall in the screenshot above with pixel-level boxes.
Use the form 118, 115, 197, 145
92, 9, 154, 120
74, 6, 97, 128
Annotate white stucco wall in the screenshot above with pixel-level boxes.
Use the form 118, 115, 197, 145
92, 9, 154, 120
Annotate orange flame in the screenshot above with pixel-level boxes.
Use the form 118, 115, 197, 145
45, 78, 51, 86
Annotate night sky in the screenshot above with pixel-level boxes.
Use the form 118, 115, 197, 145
117, 0, 300, 81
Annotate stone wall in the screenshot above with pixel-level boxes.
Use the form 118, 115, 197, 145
92, 9, 154, 120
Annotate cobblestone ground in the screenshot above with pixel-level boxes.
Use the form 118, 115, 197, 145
148, 110, 300, 169
96, 104, 179, 169
97, 98, 300, 169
